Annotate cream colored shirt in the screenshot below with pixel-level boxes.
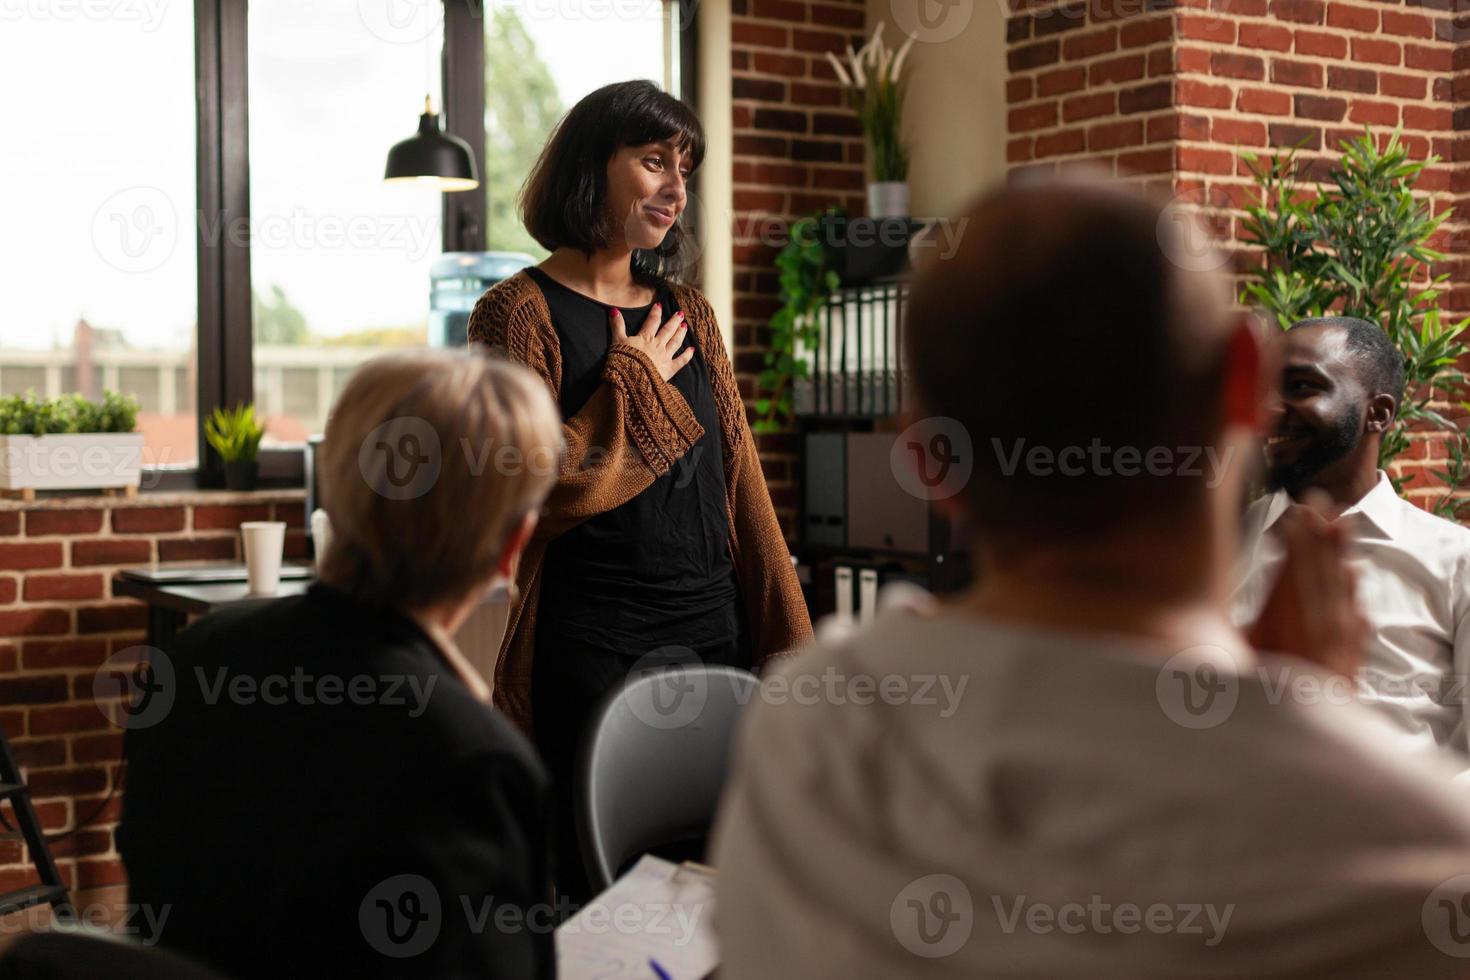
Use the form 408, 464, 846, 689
712, 603, 1470, 978
1231, 471, 1470, 767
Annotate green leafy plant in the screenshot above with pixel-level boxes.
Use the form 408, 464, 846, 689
825, 24, 914, 183
205, 402, 265, 463
1241, 128, 1470, 517
0, 390, 138, 436
755, 211, 843, 433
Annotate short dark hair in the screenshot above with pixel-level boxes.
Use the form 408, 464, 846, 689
1288, 316, 1405, 418
904, 176, 1236, 545
519, 80, 705, 285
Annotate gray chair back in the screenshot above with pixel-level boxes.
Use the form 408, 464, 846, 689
576, 664, 758, 892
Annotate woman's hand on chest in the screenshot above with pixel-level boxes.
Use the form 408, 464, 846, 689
610, 302, 696, 382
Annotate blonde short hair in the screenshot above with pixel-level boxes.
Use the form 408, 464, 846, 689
317, 349, 563, 609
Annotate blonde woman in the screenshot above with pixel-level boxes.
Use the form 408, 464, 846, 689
119, 350, 564, 979
467, 79, 813, 900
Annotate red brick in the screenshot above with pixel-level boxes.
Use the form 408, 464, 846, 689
752, 52, 805, 78
0, 710, 22, 739
1176, 46, 1211, 74
1238, 87, 1292, 115
1405, 44, 1451, 72
1033, 3, 1088, 36
1269, 122, 1323, 150
1117, 147, 1174, 174
1036, 128, 1086, 156
26, 767, 108, 800
110, 506, 186, 533
0, 674, 68, 704
0, 578, 13, 605
1213, 118, 1269, 145
1088, 120, 1144, 151
193, 504, 272, 531
76, 859, 126, 890
1089, 54, 1146, 85
1148, 47, 1175, 77
0, 542, 64, 570
1352, 37, 1401, 66
1006, 137, 1033, 163
1007, 78, 1033, 104
1271, 0, 1324, 23
29, 704, 111, 736
1009, 40, 1061, 72
1326, 2, 1377, 31
1178, 14, 1235, 42
1348, 99, 1399, 126
1177, 79, 1233, 110
73, 733, 124, 763
25, 510, 103, 536
1120, 16, 1171, 47
1213, 52, 1266, 80
70, 539, 150, 567
23, 573, 105, 602
1179, 146, 1237, 175
1381, 10, 1433, 37
1327, 66, 1376, 93
1295, 93, 1347, 121
0, 513, 18, 536
1038, 67, 1088, 96
1271, 59, 1322, 87
0, 608, 69, 638
158, 537, 236, 562
1380, 73, 1426, 99
789, 82, 842, 107
1118, 81, 1171, 114
22, 637, 108, 670
1062, 28, 1116, 61
1009, 102, 1059, 133
1063, 92, 1117, 122
731, 21, 787, 46
12, 738, 65, 769
749, 0, 803, 20
1296, 30, 1348, 59
76, 603, 147, 634
1240, 23, 1292, 51
756, 107, 810, 133
1404, 106, 1452, 130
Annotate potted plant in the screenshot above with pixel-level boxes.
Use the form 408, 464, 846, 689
826, 24, 915, 219
0, 390, 143, 498
206, 402, 265, 491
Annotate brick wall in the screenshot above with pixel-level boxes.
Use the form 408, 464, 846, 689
1005, 0, 1469, 508
0, 492, 306, 898
730, 0, 869, 539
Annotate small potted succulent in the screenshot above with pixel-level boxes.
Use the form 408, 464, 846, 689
206, 402, 265, 491
0, 390, 143, 498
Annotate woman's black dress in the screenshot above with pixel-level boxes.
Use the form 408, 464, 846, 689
524, 266, 751, 904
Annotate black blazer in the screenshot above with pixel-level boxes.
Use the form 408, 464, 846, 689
117, 581, 554, 979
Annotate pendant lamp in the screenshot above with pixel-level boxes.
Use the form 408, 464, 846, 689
384, 95, 479, 192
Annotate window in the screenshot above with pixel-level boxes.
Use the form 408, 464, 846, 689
483, 0, 681, 255
0, 9, 198, 467
247, 0, 446, 445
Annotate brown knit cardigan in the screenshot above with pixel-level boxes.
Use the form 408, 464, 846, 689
466, 270, 814, 737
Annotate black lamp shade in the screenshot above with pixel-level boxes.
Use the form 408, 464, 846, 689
384, 111, 479, 192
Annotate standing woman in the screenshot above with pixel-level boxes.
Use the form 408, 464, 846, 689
466, 80, 813, 900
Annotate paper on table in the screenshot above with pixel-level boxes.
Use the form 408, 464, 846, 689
555, 855, 719, 980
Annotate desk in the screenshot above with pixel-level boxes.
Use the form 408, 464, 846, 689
112, 565, 314, 650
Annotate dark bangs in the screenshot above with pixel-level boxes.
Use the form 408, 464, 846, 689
519, 79, 705, 285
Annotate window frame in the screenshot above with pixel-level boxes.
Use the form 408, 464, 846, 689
148, 0, 695, 491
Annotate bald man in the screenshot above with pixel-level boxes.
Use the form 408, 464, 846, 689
711, 177, 1470, 978
1234, 316, 1470, 769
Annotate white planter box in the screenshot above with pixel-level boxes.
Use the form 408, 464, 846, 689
0, 433, 145, 492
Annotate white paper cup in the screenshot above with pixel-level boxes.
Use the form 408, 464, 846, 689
241, 521, 287, 595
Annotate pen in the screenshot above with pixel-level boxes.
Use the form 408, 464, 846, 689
649, 958, 673, 980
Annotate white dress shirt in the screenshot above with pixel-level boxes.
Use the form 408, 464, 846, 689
1231, 470, 1470, 765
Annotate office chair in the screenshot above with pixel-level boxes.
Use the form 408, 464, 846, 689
576, 664, 759, 893
0, 926, 231, 979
